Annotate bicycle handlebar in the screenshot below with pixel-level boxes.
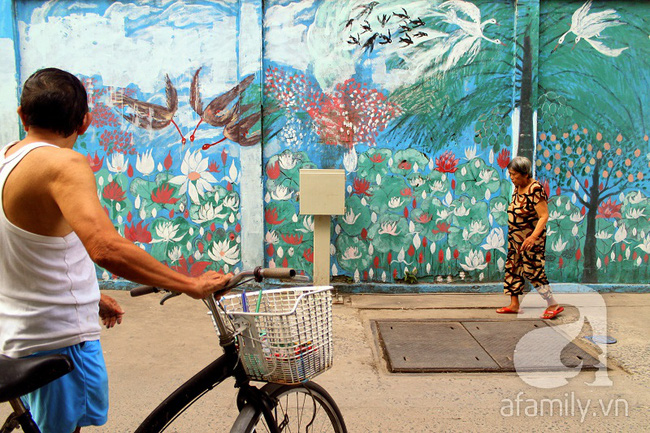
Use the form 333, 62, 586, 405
129, 267, 301, 298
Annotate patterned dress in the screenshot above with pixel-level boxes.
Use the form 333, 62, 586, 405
504, 180, 550, 296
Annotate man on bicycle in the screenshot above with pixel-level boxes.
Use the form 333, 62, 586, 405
0, 68, 232, 433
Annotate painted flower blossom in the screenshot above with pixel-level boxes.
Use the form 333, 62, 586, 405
481, 227, 506, 254
460, 250, 487, 271
87, 152, 104, 172
207, 239, 240, 265
271, 185, 293, 201
265, 231, 279, 245
193, 203, 227, 223
102, 180, 126, 201
151, 184, 180, 205
341, 246, 362, 261
353, 178, 372, 196
435, 150, 459, 173
152, 221, 184, 243
342, 208, 361, 225
378, 221, 400, 236
107, 152, 129, 173
136, 149, 155, 175
597, 198, 622, 219
551, 236, 568, 253
124, 221, 152, 244
169, 150, 217, 204
497, 148, 510, 169
278, 152, 297, 170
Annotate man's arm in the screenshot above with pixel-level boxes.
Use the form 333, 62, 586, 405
48, 150, 231, 298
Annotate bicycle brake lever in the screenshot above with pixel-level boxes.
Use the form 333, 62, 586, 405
160, 291, 181, 305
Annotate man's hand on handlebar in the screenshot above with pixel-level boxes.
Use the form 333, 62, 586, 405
187, 271, 234, 300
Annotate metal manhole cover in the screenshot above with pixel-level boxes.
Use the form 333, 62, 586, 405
463, 320, 601, 371
375, 321, 500, 372
375, 320, 601, 373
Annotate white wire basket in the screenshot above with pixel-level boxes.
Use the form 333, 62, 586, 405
215, 286, 333, 384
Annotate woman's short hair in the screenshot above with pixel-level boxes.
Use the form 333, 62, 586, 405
20, 68, 88, 138
507, 156, 533, 177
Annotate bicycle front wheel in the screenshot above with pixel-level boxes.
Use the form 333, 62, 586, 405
230, 382, 347, 433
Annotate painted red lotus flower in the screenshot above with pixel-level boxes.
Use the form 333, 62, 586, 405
102, 180, 125, 201
416, 213, 433, 224
353, 178, 372, 196
369, 153, 385, 163
124, 221, 152, 243
432, 222, 451, 234
398, 160, 412, 170
151, 184, 180, 205
400, 188, 412, 196
303, 248, 313, 263
281, 233, 303, 245
435, 151, 459, 173
267, 161, 281, 180
87, 152, 104, 172
596, 198, 622, 219
172, 256, 212, 277
208, 161, 221, 173
265, 208, 285, 225
497, 148, 511, 169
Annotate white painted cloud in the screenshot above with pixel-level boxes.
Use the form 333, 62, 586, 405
264, 0, 315, 71
17, 0, 243, 97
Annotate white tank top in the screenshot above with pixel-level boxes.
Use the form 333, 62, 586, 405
0, 142, 101, 358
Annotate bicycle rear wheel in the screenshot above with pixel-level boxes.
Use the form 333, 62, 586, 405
230, 382, 346, 433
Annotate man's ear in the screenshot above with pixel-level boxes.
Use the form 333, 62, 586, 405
16, 107, 29, 131
78, 112, 93, 135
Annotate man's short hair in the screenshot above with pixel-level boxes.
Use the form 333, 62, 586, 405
20, 68, 89, 138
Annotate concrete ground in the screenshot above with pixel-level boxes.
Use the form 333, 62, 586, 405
2, 291, 648, 432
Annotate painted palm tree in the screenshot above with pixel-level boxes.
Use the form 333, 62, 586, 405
552, 0, 628, 57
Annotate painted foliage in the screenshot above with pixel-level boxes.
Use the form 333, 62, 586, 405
13, 0, 261, 282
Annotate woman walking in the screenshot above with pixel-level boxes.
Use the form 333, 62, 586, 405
497, 156, 563, 319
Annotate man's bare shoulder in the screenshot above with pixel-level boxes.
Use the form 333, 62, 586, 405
25, 146, 91, 178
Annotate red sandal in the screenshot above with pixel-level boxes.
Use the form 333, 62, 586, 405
540, 306, 564, 319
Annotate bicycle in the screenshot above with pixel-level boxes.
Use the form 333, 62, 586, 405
0, 267, 347, 433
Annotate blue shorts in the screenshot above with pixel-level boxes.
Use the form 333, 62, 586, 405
21, 340, 108, 433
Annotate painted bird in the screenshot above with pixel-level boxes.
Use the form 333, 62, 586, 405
189, 69, 255, 142
552, 0, 628, 57
110, 74, 186, 144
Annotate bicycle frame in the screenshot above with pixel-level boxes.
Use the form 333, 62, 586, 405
133, 268, 296, 432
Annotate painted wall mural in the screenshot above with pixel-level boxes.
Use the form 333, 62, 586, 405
2, 0, 648, 289
261, 0, 649, 286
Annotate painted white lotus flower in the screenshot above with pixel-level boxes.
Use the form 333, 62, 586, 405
169, 150, 216, 204
341, 246, 362, 261
482, 228, 506, 254
378, 221, 400, 236
265, 231, 279, 245
636, 234, 650, 254
463, 220, 489, 240
475, 169, 495, 186
343, 148, 358, 173
453, 203, 471, 217
207, 240, 240, 265
153, 221, 184, 243
548, 210, 565, 221
193, 203, 227, 223
429, 180, 445, 193
570, 212, 584, 223
460, 250, 488, 271
107, 152, 128, 173
492, 202, 507, 213
595, 230, 613, 240
464, 145, 477, 161
551, 236, 568, 253
388, 197, 404, 209
614, 224, 627, 244
625, 208, 646, 219
222, 195, 239, 211
409, 175, 425, 188
167, 246, 182, 262
342, 208, 361, 225
271, 185, 293, 201
136, 149, 155, 175
278, 153, 297, 170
